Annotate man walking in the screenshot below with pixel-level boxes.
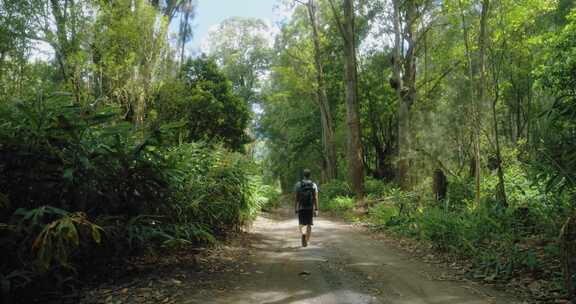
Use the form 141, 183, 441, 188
294, 169, 319, 247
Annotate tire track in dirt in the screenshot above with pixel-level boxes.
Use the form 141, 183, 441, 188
181, 209, 521, 304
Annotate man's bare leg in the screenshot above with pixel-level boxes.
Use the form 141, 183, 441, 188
299, 225, 307, 246
305, 225, 312, 242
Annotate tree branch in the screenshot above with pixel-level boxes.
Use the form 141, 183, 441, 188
327, 0, 348, 46
418, 60, 461, 96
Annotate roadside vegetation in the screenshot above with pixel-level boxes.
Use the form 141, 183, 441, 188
2, 0, 576, 302
260, 0, 576, 301
320, 167, 567, 298
0, 1, 280, 302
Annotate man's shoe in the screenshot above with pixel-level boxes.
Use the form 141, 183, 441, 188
301, 234, 307, 247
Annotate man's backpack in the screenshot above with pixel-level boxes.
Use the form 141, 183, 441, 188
297, 180, 315, 210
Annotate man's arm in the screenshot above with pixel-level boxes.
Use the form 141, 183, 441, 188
313, 183, 319, 215
294, 193, 299, 213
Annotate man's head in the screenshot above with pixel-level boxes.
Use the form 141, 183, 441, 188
303, 169, 311, 179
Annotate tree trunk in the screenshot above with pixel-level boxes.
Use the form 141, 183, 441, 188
491, 82, 508, 207
343, 0, 364, 199
398, 96, 411, 189
392, 0, 417, 190
49, 0, 84, 104
476, 0, 490, 205
307, 0, 338, 181
458, 0, 481, 204
50, 0, 70, 83
432, 168, 448, 201
178, 1, 194, 64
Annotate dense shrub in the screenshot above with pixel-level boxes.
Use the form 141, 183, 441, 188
364, 177, 393, 198
257, 181, 282, 211
417, 207, 466, 251
446, 177, 474, 211
319, 180, 353, 202
165, 144, 264, 237
154, 57, 251, 151
368, 182, 566, 282
0, 97, 170, 299
0, 98, 171, 216
367, 203, 398, 227
0, 97, 269, 302
321, 196, 354, 215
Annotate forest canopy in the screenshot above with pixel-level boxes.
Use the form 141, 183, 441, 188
1, 0, 576, 302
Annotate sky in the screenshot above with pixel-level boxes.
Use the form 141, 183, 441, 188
187, 0, 281, 54
32, 0, 285, 61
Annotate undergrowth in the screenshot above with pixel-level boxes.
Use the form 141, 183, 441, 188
363, 160, 571, 292
318, 159, 570, 294
0, 96, 276, 303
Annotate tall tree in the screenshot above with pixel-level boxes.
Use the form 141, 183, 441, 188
29, 0, 94, 103
177, 0, 195, 64
155, 57, 251, 150
148, 0, 182, 22
204, 17, 272, 104
478, 0, 508, 206
358, 52, 397, 181
390, 0, 433, 189
0, 0, 39, 99
94, 0, 168, 125
303, 0, 338, 181
329, 0, 364, 198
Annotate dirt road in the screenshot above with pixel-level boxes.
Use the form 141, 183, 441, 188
183, 209, 521, 304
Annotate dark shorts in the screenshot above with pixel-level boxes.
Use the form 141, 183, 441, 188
298, 209, 314, 225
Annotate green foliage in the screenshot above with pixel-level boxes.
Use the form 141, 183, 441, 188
165, 143, 261, 237
447, 177, 475, 210
155, 57, 251, 150
322, 196, 354, 216
0, 95, 168, 298
417, 207, 465, 251
28, 209, 103, 272
358, 52, 397, 181
94, 0, 168, 112
319, 180, 353, 202
0, 206, 102, 301
364, 177, 394, 198
255, 179, 282, 211
0, 96, 170, 215
204, 17, 273, 103
535, 10, 576, 193
367, 203, 399, 227
0, 94, 265, 301
258, 5, 338, 188
370, 184, 566, 283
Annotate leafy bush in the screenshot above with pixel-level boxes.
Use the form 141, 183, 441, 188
0, 96, 174, 299
417, 207, 465, 251
0, 206, 103, 301
446, 177, 474, 211
0, 97, 170, 216
163, 143, 267, 241
367, 203, 399, 227
154, 57, 251, 151
322, 196, 355, 215
320, 180, 353, 202
0, 96, 267, 301
364, 177, 393, 198
257, 181, 282, 211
